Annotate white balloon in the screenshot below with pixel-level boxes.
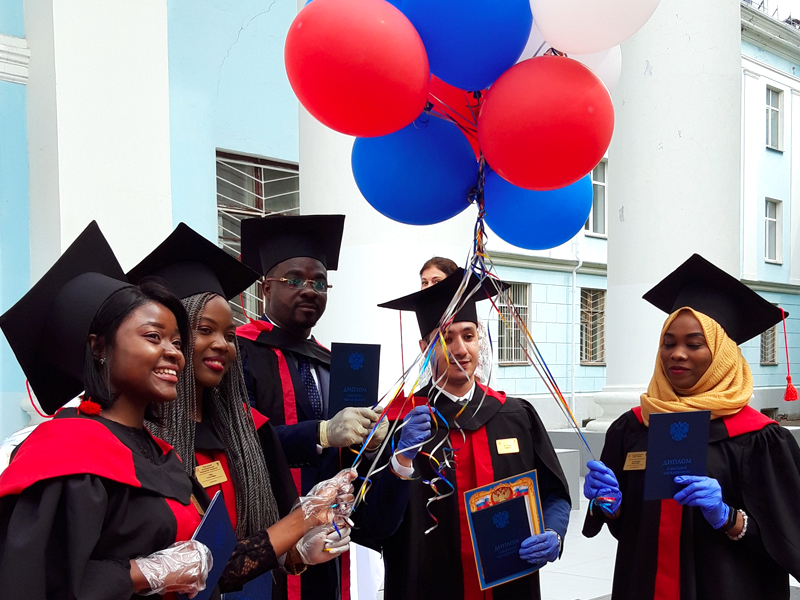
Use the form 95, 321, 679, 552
530, 0, 661, 55
517, 21, 622, 94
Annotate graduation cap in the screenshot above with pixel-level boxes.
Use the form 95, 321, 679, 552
127, 223, 259, 301
0, 222, 130, 414
240, 214, 345, 276
378, 268, 509, 338
642, 253, 786, 345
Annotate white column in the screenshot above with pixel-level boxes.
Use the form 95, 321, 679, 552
789, 88, 800, 286
25, 0, 174, 277
588, 0, 743, 430
742, 68, 762, 283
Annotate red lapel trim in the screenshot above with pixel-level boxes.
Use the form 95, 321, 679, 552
722, 405, 775, 437
654, 499, 682, 600
165, 497, 202, 544
476, 382, 506, 404
632, 406, 643, 423
0, 418, 141, 497
236, 319, 273, 342
195, 447, 238, 532
251, 407, 269, 430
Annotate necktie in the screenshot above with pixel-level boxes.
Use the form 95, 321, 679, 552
298, 356, 323, 420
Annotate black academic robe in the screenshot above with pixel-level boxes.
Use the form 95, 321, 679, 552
583, 406, 800, 600
0, 408, 202, 600
370, 384, 571, 600
237, 319, 412, 600
194, 407, 298, 599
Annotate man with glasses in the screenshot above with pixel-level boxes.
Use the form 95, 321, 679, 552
237, 214, 404, 600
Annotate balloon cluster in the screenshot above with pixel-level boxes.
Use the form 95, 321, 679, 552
285, 0, 660, 250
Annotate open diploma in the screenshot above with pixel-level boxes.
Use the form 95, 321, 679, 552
464, 470, 544, 590
643, 410, 711, 501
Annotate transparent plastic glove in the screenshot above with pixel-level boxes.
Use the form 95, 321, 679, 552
584, 460, 622, 514
397, 406, 432, 458
295, 520, 352, 565
322, 407, 379, 448
519, 530, 560, 566
294, 468, 357, 527
134, 540, 212, 597
673, 475, 729, 529
365, 413, 389, 451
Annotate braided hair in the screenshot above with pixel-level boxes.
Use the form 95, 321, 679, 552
147, 292, 280, 537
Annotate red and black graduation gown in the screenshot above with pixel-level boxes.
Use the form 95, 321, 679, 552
583, 406, 800, 600
369, 384, 571, 600
0, 408, 202, 600
237, 319, 414, 600
194, 407, 298, 598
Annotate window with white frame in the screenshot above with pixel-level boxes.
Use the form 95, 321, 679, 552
765, 198, 782, 263
216, 151, 300, 324
584, 160, 607, 236
766, 87, 782, 150
761, 322, 778, 366
498, 282, 530, 364
580, 289, 606, 365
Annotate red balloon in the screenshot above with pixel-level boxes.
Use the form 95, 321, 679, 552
478, 56, 614, 191
285, 0, 430, 137
428, 76, 483, 159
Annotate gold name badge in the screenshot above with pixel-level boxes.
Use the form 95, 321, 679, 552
623, 451, 647, 471
496, 438, 520, 454
195, 460, 228, 488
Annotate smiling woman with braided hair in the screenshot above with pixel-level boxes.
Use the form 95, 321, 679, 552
128, 224, 358, 599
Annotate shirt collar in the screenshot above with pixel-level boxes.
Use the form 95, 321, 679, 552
433, 384, 476, 406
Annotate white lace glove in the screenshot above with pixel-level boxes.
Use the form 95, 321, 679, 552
295, 521, 352, 565
134, 540, 212, 598
293, 468, 356, 527
321, 407, 379, 448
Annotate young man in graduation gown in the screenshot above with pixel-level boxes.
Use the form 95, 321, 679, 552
583, 254, 800, 600
236, 214, 410, 600
372, 269, 572, 600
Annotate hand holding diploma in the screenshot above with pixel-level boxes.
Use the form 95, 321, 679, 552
519, 530, 560, 567
584, 460, 622, 515
673, 475, 729, 529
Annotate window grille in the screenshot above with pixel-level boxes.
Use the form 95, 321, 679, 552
498, 283, 530, 364
580, 289, 606, 365
216, 151, 299, 324
761, 324, 778, 365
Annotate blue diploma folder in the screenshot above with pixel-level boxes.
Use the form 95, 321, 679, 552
177, 491, 238, 600
643, 410, 711, 501
328, 342, 380, 415
464, 470, 544, 590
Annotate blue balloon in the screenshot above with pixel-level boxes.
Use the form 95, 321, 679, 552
352, 115, 477, 225
401, 0, 532, 91
484, 171, 593, 250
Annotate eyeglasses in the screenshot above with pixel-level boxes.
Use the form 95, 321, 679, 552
265, 277, 333, 294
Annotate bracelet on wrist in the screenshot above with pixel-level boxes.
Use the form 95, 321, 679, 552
726, 509, 748, 541
283, 547, 308, 575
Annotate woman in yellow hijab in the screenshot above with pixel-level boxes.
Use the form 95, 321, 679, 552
583, 255, 800, 600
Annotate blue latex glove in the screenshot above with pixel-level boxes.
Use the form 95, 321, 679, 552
519, 530, 560, 566
673, 475, 729, 529
397, 406, 432, 458
584, 460, 622, 514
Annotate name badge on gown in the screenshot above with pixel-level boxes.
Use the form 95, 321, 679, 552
496, 438, 520, 454
196, 461, 228, 488
623, 451, 647, 470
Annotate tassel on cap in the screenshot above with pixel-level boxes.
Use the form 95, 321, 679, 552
781, 309, 798, 401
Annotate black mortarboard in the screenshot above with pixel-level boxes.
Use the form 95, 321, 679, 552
643, 253, 786, 345
0, 222, 130, 414
378, 268, 509, 338
240, 214, 345, 275
127, 223, 259, 301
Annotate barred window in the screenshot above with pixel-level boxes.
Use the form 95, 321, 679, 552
216, 151, 299, 324
580, 289, 606, 365
761, 323, 778, 366
498, 282, 530, 364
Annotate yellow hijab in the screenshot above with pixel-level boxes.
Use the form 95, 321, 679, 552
639, 307, 753, 426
